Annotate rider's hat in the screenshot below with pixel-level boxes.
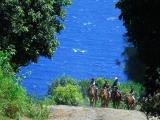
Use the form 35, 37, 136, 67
114, 77, 118, 80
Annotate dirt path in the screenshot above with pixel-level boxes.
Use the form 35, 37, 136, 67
48, 105, 148, 120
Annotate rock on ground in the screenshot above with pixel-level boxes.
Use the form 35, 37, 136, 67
48, 105, 148, 120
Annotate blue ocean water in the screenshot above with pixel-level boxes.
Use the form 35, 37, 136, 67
20, 0, 126, 97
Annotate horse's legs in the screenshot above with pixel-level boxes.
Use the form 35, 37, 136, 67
129, 104, 131, 110
104, 99, 108, 108
115, 101, 119, 109
113, 101, 115, 108
105, 100, 107, 108
117, 102, 119, 109
90, 98, 92, 107
92, 98, 94, 107
115, 102, 117, 109
90, 98, 93, 107
106, 100, 109, 107
94, 97, 97, 107
101, 100, 103, 107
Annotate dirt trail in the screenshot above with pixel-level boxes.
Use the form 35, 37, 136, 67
48, 105, 148, 120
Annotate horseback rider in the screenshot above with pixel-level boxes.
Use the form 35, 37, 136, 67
103, 80, 111, 97
111, 77, 119, 89
111, 77, 121, 97
90, 78, 98, 98
103, 80, 109, 88
130, 87, 135, 100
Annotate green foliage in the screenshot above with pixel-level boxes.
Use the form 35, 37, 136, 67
0, 52, 28, 118
25, 97, 50, 120
0, 0, 71, 70
0, 51, 14, 75
48, 76, 78, 95
52, 84, 83, 106
95, 77, 105, 89
141, 91, 160, 115
116, 0, 160, 115
78, 80, 89, 97
0, 51, 49, 119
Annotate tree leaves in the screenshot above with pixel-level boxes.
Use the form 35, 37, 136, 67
0, 0, 71, 70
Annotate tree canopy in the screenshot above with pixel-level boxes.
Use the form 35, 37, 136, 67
0, 0, 71, 70
116, 0, 160, 115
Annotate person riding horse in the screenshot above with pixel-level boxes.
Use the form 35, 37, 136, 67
125, 87, 135, 109
103, 80, 111, 97
130, 87, 135, 100
99, 81, 110, 107
111, 77, 121, 109
89, 78, 98, 99
111, 77, 121, 100
111, 77, 119, 89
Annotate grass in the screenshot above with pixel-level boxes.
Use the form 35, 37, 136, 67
0, 51, 50, 119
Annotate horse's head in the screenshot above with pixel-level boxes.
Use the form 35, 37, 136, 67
112, 89, 121, 100
100, 88, 108, 97
88, 86, 96, 97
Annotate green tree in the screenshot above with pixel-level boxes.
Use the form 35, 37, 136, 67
52, 84, 83, 106
78, 80, 89, 97
116, 0, 160, 115
0, 0, 71, 70
48, 76, 78, 96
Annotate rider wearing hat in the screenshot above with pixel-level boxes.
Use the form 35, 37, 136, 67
90, 78, 98, 98
130, 87, 135, 100
111, 77, 121, 97
111, 77, 119, 89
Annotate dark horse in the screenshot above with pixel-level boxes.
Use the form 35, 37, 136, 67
125, 95, 134, 110
87, 86, 97, 107
111, 88, 121, 109
99, 88, 110, 107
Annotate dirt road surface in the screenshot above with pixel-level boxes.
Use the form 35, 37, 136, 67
48, 105, 148, 120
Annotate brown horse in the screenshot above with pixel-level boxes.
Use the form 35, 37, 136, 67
87, 86, 97, 107
99, 88, 109, 107
125, 95, 134, 110
111, 89, 121, 109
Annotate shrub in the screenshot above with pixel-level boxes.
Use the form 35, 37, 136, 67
0, 51, 49, 119
0, 52, 28, 119
53, 84, 83, 106
48, 76, 78, 95
78, 80, 89, 97
95, 77, 105, 89
26, 97, 50, 120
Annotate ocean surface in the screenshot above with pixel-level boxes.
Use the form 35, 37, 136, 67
20, 0, 126, 97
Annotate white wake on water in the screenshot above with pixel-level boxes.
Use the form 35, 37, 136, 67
72, 48, 87, 53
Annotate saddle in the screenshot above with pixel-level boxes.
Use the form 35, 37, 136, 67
111, 90, 121, 99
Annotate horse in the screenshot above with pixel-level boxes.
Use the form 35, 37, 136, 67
125, 95, 135, 110
99, 88, 110, 107
87, 86, 97, 107
111, 88, 121, 109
